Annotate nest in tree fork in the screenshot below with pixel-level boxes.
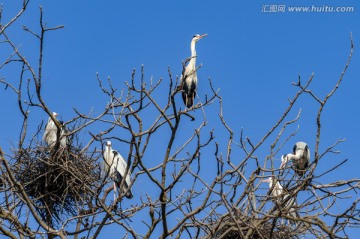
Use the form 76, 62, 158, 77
12, 144, 101, 225
213, 214, 307, 239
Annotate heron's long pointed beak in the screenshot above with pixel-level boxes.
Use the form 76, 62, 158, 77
199, 34, 208, 39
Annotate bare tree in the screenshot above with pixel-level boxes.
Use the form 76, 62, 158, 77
0, 2, 358, 239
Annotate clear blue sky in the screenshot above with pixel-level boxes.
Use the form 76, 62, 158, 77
1, 0, 359, 238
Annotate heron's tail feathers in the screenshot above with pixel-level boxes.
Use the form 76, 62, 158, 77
116, 182, 133, 199
125, 190, 133, 199
182, 92, 195, 108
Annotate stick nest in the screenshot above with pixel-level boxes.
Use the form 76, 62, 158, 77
213, 214, 307, 239
12, 143, 101, 225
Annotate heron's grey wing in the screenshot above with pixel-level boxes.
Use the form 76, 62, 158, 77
43, 118, 52, 140
110, 150, 133, 198
292, 143, 297, 154
118, 154, 133, 198
60, 125, 67, 147
116, 153, 132, 187
305, 144, 310, 161
43, 118, 57, 145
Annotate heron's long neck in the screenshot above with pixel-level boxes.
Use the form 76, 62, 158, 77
294, 151, 303, 160
189, 40, 197, 69
105, 146, 112, 166
273, 182, 283, 197
275, 182, 283, 191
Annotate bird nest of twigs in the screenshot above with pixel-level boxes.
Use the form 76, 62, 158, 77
12, 143, 101, 225
213, 214, 306, 239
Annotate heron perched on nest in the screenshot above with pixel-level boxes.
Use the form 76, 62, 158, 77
43, 112, 67, 147
179, 34, 207, 108
281, 142, 310, 176
103, 141, 133, 201
261, 177, 298, 224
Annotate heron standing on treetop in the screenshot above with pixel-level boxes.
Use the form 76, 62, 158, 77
179, 34, 207, 108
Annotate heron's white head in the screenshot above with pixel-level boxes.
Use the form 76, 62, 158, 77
261, 177, 273, 184
261, 176, 279, 189
52, 112, 59, 117
261, 177, 275, 189
280, 154, 290, 168
192, 34, 207, 42
106, 141, 112, 147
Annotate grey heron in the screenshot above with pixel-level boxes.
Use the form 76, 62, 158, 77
43, 112, 67, 147
180, 34, 207, 108
103, 141, 133, 200
281, 142, 310, 176
262, 177, 298, 223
